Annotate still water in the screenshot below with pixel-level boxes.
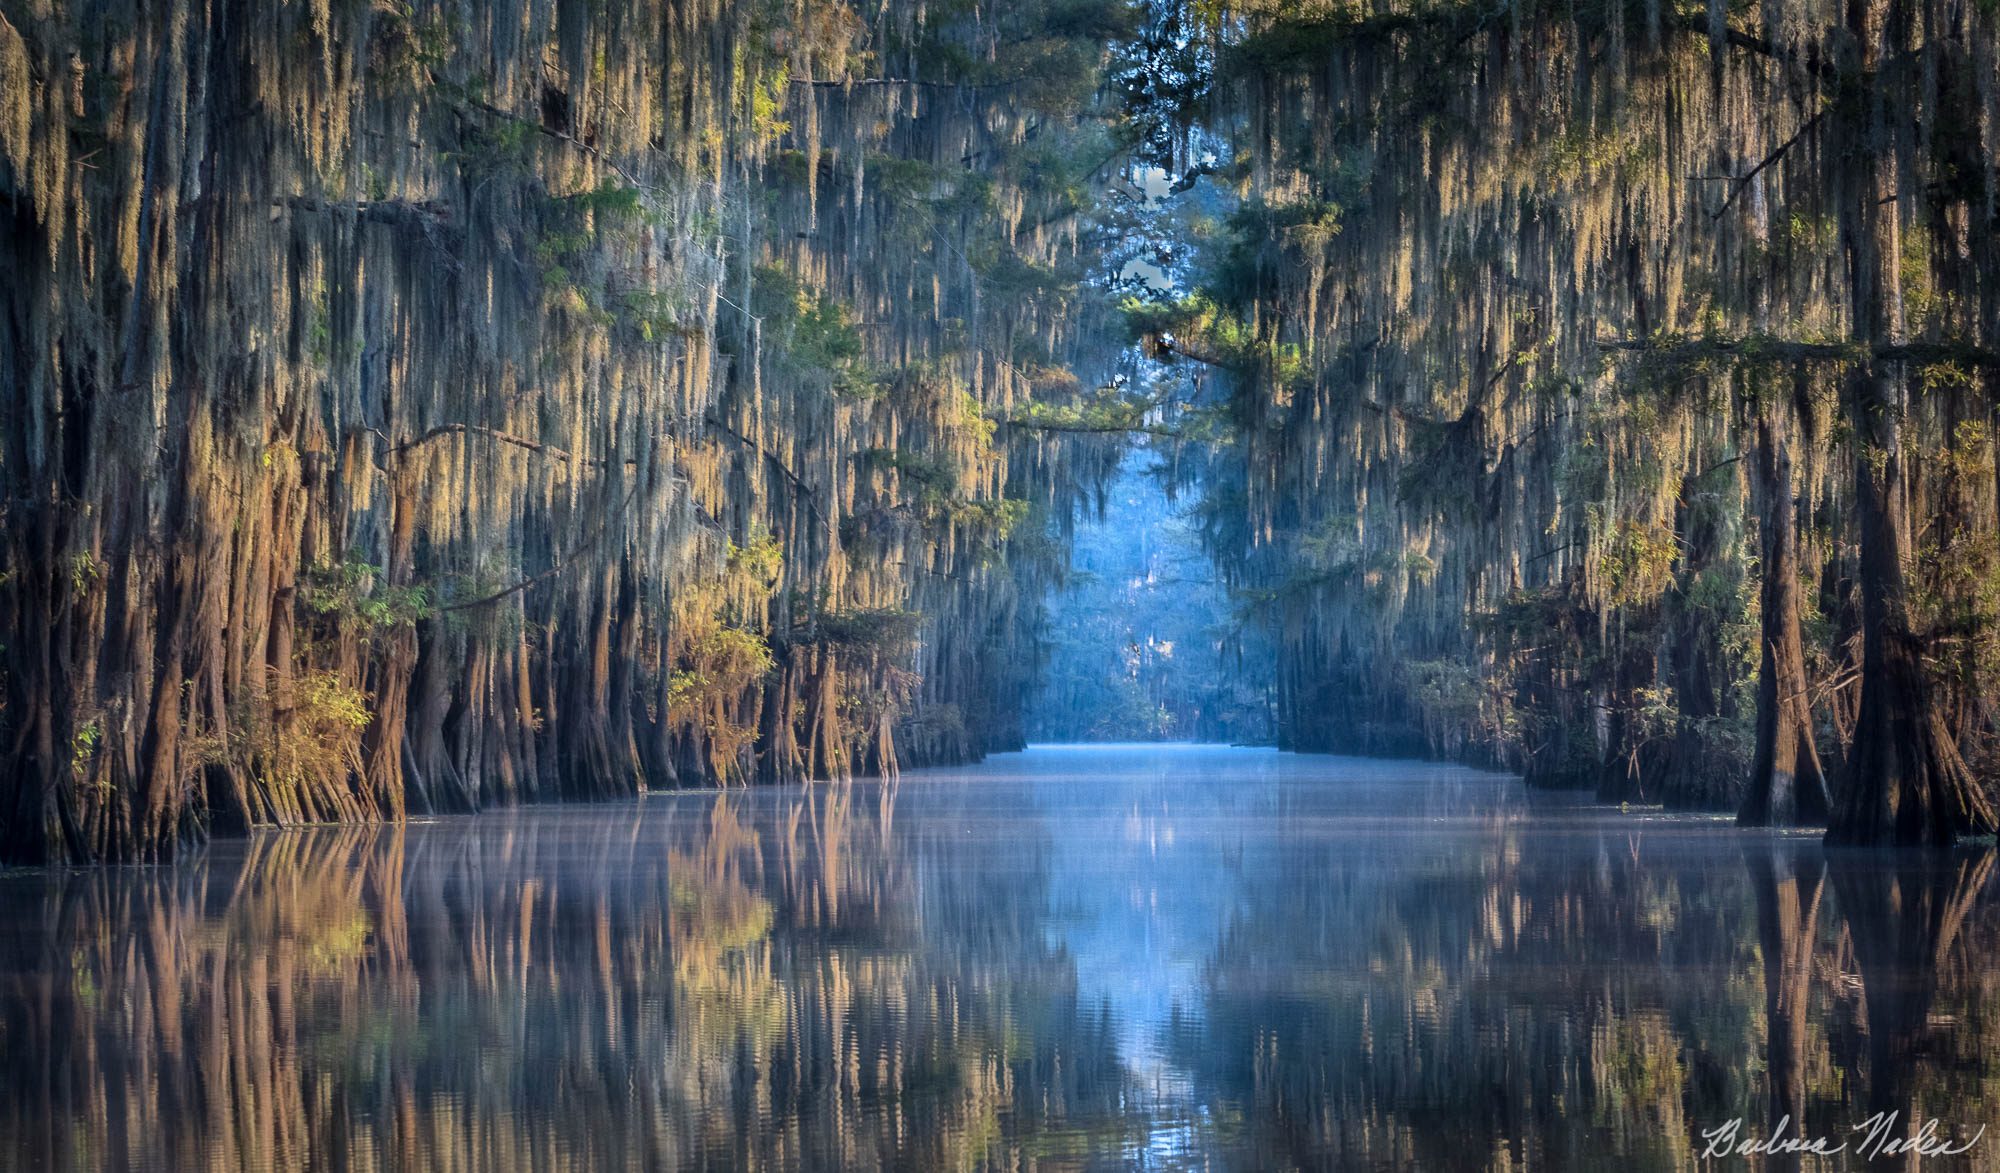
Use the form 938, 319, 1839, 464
2, 744, 1996, 1170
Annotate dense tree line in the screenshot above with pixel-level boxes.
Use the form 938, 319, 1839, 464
1122, 0, 2000, 844
6, 0, 1997, 859
0, 0, 1132, 861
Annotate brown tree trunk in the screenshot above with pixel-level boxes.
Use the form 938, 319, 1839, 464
1828, 396, 1996, 844
1741, 405, 1831, 826
1594, 632, 1657, 803
1825, 0, 1996, 845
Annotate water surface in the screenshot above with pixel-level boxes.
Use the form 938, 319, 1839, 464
2, 745, 1995, 1169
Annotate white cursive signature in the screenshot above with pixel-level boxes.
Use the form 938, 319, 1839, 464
1700, 1113, 1985, 1162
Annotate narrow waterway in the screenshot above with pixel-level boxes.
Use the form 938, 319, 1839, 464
2, 745, 1993, 1170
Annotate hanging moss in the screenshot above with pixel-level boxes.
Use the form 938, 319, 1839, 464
0, 0, 1132, 862
1160, 0, 2000, 837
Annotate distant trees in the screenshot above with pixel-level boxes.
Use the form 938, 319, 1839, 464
1027, 463, 1275, 744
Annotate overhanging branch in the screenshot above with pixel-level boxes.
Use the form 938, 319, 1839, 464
1708, 110, 1827, 221
1599, 334, 2000, 370
390, 422, 638, 468
703, 415, 826, 524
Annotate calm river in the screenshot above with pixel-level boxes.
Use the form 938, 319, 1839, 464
2, 744, 1995, 1169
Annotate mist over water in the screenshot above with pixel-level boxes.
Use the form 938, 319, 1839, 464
3, 744, 1993, 1170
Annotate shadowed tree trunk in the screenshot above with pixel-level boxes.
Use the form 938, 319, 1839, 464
1831, 360, 1996, 844
1595, 633, 1660, 803
1825, 0, 1997, 846
1741, 400, 1831, 826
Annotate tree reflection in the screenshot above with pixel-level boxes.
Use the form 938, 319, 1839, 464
1746, 844, 1825, 1173
1826, 850, 1996, 1170
3, 766, 1998, 1171
0, 784, 1140, 1170
1173, 820, 2000, 1170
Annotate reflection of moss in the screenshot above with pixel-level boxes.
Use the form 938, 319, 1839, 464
69, 949, 99, 1008
1600, 1012, 1685, 1111
306, 911, 373, 973
669, 876, 774, 954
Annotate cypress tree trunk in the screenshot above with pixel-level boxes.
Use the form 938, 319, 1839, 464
1831, 374, 1995, 844
1741, 404, 1830, 826
1826, 0, 1996, 846
1662, 464, 1731, 809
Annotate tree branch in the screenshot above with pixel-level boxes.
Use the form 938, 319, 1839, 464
1599, 334, 2000, 371
702, 415, 826, 524
438, 482, 640, 612
791, 76, 1021, 91
1709, 110, 1826, 221
1147, 335, 1244, 369
994, 416, 1186, 439
278, 196, 451, 227
455, 94, 659, 200
390, 422, 637, 468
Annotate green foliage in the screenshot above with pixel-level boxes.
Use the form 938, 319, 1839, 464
995, 393, 1168, 437
727, 531, 785, 594
530, 181, 654, 324
1599, 519, 1678, 608
68, 551, 102, 598
1535, 124, 1653, 185
944, 388, 998, 446
1913, 422, 2000, 693
69, 719, 102, 781
219, 671, 375, 799
753, 266, 867, 389
449, 114, 538, 181
305, 282, 333, 365
866, 154, 951, 205
556, 178, 647, 224
1405, 658, 1491, 751
302, 558, 434, 634
938, 497, 1033, 540
749, 63, 791, 144
366, 1, 456, 89
618, 288, 700, 343
811, 608, 925, 652
972, 247, 1071, 301
665, 529, 785, 780
668, 630, 776, 717
1120, 293, 1257, 365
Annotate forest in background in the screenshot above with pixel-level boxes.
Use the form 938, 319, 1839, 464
1025, 458, 1274, 744
6, 0, 2000, 859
